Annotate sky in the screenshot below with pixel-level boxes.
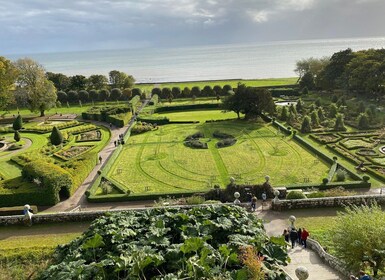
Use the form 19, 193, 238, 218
1, 0, 385, 55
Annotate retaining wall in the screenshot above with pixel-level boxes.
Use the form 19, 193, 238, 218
272, 194, 385, 211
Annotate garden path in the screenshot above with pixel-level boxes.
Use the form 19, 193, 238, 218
258, 207, 347, 280
44, 100, 150, 213
0, 138, 32, 158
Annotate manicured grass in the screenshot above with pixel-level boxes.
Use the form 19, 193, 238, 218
152, 109, 239, 122
136, 77, 298, 93
0, 222, 89, 280
108, 120, 329, 195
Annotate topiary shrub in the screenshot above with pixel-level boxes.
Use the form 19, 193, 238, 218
300, 116, 312, 133
22, 160, 74, 205
50, 126, 64, 145
216, 138, 237, 148
286, 191, 306, 200
184, 139, 208, 149
14, 130, 21, 142
322, 178, 329, 185
362, 175, 370, 182
335, 169, 347, 182
13, 115, 23, 130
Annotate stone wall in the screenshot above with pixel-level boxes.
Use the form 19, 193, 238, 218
307, 238, 350, 278
272, 194, 385, 211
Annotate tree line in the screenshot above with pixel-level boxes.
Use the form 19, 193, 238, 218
296, 48, 385, 97
0, 56, 136, 116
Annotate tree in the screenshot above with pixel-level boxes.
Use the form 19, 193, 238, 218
78, 90, 90, 103
110, 88, 122, 101
50, 126, 63, 145
14, 58, 57, 116
182, 87, 191, 97
300, 116, 312, 133
310, 111, 320, 127
332, 204, 385, 276
295, 56, 330, 81
222, 83, 275, 119
67, 90, 78, 102
99, 89, 110, 101
0, 56, 18, 110
89, 90, 99, 102
87, 74, 108, 90
69, 75, 87, 91
109, 70, 135, 89
121, 88, 132, 101
334, 114, 346, 131
299, 71, 315, 89
132, 88, 142, 97
222, 84, 233, 96
57, 91, 68, 103
171, 87, 181, 98
317, 48, 354, 90
202, 85, 214, 97
358, 101, 366, 113
160, 87, 171, 100
13, 115, 23, 131
191, 86, 201, 97
46, 72, 70, 91
14, 130, 21, 142
289, 104, 297, 116
329, 104, 338, 118
213, 85, 222, 96
317, 107, 325, 121
295, 99, 303, 113
357, 113, 370, 129
280, 106, 288, 121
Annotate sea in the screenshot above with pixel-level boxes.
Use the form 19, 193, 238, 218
7, 37, 385, 83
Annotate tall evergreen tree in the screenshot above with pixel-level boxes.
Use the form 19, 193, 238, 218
301, 116, 312, 133
50, 126, 64, 145
13, 115, 23, 131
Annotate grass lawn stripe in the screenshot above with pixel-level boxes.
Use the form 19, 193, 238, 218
202, 125, 229, 185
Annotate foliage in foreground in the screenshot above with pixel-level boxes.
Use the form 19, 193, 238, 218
39, 205, 289, 280
332, 203, 385, 277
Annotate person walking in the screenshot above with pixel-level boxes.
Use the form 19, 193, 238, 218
282, 229, 289, 243
289, 228, 298, 248
251, 195, 257, 211
301, 228, 309, 248
298, 228, 302, 245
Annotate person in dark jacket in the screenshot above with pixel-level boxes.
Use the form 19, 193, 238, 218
282, 229, 289, 243
298, 228, 302, 244
289, 228, 298, 248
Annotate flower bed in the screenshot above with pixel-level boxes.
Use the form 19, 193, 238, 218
340, 138, 372, 150
55, 145, 94, 160
356, 148, 377, 156
310, 133, 340, 144
76, 129, 102, 142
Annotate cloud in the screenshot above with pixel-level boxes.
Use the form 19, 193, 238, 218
0, 0, 385, 54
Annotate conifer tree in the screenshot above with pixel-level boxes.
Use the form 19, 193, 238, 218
334, 114, 347, 131
301, 116, 312, 133
50, 126, 63, 145
12, 115, 23, 131
311, 111, 320, 127
14, 130, 21, 142
357, 113, 369, 129
280, 106, 288, 121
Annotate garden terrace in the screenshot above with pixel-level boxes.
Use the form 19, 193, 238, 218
88, 112, 331, 201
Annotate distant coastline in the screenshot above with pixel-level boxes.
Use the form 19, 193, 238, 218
7, 37, 385, 83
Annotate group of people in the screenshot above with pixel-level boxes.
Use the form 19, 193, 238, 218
283, 227, 309, 248
114, 134, 125, 146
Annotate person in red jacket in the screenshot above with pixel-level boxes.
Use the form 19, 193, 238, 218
301, 228, 309, 248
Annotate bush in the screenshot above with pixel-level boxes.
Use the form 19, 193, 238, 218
335, 169, 347, 182
50, 126, 63, 145
286, 191, 306, 200
21, 161, 73, 205
13, 115, 23, 130
185, 195, 205, 205
322, 178, 329, 185
184, 139, 208, 149
300, 116, 312, 133
216, 138, 237, 148
14, 130, 21, 142
362, 175, 370, 182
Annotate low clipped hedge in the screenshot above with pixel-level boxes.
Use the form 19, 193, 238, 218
154, 103, 220, 113
21, 161, 74, 205
22, 120, 81, 133
286, 191, 306, 200
82, 105, 132, 127
269, 88, 299, 97
293, 134, 334, 165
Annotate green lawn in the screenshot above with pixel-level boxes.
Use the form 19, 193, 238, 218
136, 77, 298, 93
0, 222, 89, 280
152, 109, 239, 122
109, 120, 329, 195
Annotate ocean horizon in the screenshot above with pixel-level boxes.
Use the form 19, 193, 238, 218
7, 36, 385, 83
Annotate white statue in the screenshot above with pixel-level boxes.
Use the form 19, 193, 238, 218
23, 204, 33, 226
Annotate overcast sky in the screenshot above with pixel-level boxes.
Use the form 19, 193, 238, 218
1, 0, 385, 55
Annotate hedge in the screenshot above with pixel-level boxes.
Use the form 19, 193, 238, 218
327, 162, 338, 181
282, 180, 370, 190
293, 134, 334, 165
82, 105, 132, 127
137, 117, 170, 125
271, 119, 292, 135
269, 88, 300, 97
21, 161, 74, 205
154, 103, 220, 113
